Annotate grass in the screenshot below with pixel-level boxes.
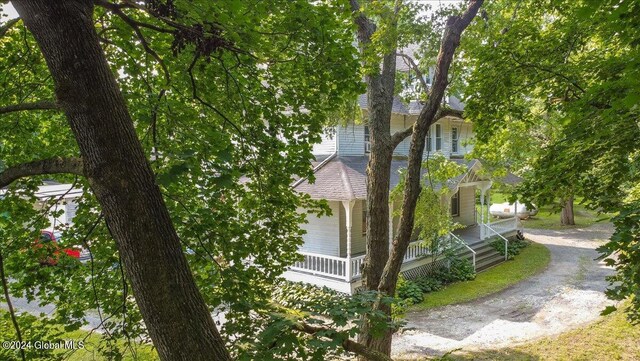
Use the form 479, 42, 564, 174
483, 193, 608, 230
0, 310, 159, 361
443, 304, 640, 361
411, 242, 551, 311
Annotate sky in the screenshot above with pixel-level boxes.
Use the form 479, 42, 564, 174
0, 2, 17, 21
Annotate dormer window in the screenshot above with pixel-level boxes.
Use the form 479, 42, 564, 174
364, 125, 371, 153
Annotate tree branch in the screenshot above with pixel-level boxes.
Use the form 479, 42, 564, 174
390, 108, 464, 147
396, 52, 429, 93
293, 322, 392, 361
0, 101, 60, 115
0, 157, 84, 189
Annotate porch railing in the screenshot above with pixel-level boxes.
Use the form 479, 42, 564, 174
482, 223, 510, 260
481, 217, 518, 240
448, 232, 476, 272
290, 240, 431, 282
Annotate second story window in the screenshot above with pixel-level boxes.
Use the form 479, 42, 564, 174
426, 127, 432, 152
435, 124, 442, 151
451, 126, 459, 153
364, 125, 371, 153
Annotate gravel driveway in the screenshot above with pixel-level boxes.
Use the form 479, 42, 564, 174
392, 223, 616, 359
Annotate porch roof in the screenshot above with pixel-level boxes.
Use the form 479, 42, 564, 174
293, 155, 480, 201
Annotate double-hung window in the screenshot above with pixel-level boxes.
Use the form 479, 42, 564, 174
435, 124, 442, 151
451, 189, 460, 216
451, 126, 459, 153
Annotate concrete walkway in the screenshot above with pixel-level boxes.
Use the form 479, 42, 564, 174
392, 223, 615, 358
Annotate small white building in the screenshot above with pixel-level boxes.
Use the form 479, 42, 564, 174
33, 181, 82, 232
283, 95, 521, 294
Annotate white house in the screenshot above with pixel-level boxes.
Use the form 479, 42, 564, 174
283, 94, 522, 294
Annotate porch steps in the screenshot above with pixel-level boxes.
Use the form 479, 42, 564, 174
456, 241, 506, 273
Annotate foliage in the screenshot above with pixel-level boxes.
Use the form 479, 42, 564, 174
225, 280, 401, 361
396, 276, 424, 304
414, 276, 443, 293
412, 243, 550, 311
598, 201, 640, 324
462, 0, 640, 319
490, 238, 529, 260
392, 154, 467, 248
0, 1, 363, 358
434, 257, 476, 284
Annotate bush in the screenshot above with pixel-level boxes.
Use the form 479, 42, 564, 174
396, 277, 424, 304
491, 238, 530, 259
414, 276, 443, 293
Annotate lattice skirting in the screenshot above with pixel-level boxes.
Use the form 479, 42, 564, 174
401, 258, 449, 280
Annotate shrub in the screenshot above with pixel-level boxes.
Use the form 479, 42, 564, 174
396, 277, 424, 304
414, 276, 443, 293
491, 238, 530, 259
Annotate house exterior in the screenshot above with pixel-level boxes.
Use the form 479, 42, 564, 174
284, 95, 521, 294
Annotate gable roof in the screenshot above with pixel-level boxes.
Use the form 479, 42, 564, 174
357, 94, 409, 115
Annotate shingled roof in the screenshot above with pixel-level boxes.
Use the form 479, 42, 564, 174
357, 94, 409, 115
293, 156, 480, 201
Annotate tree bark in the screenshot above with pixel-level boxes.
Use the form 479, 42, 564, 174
351, 1, 483, 359
561, 195, 575, 226
12, 1, 231, 360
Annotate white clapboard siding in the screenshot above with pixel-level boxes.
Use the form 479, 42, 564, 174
299, 202, 341, 257
453, 186, 476, 226
337, 124, 366, 156
65, 201, 78, 225
390, 115, 410, 156
312, 128, 337, 156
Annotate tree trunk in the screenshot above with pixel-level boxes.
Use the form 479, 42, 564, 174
561, 195, 575, 226
352, 1, 484, 359
13, 1, 231, 360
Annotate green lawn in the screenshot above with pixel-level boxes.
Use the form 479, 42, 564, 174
411, 242, 551, 311
444, 303, 640, 361
482, 193, 609, 230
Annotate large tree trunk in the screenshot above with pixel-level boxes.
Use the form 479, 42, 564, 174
561, 195, 575, 226
13, 1, 231, 360
352, 1, 483, 359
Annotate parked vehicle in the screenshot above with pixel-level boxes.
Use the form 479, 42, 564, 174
35, 230, 81, 265
489, 202, 538, 219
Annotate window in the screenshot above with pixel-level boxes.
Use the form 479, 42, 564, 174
451, 189, 460, 216
451, 126, 459, 153
362, 202, 368, 236
364, 125, 371, 153
426, 126, 432, 151
435, 124, 442, 151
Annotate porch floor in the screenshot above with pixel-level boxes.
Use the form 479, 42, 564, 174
453, 225, 482, 246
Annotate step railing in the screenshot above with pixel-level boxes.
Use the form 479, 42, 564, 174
482, 223, 510, 260
448, 232, 476, 271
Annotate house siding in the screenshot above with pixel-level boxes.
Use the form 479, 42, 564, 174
299, 201, 341, 256
337, 124, 365, 156
312, 128, 337, 155
453, 186, 476, 226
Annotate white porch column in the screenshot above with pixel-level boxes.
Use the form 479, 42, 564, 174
342, 200, 355, 281
479, 182, 492, 240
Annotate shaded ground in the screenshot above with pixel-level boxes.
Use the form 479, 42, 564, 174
392, 222, 615, 359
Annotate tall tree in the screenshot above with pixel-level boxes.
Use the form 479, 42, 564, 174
1, 0, 362, 359
461, 0, 640, 320
349, 0, 483, 357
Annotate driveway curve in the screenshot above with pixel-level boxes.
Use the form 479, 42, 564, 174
392, 222, 615, 358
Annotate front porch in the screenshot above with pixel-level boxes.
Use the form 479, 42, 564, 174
284, 216, 520, 294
